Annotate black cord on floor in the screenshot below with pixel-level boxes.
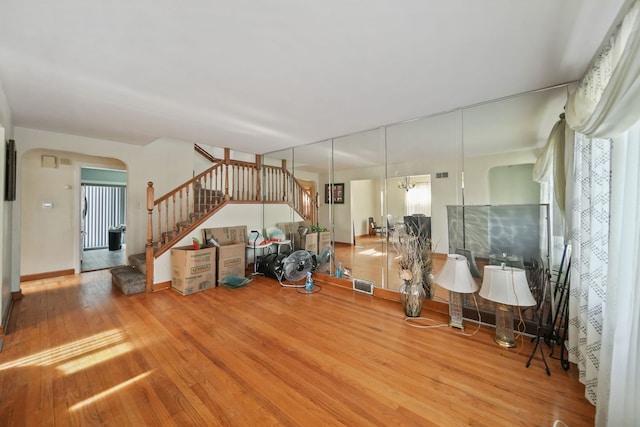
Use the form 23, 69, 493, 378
296, 284, 322, 294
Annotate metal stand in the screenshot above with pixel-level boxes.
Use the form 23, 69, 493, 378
545, 245, 572, 371
526, 267, 552, 375
248, 230, 263, 276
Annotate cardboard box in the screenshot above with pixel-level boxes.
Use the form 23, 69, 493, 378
217, 242, 246, 284
277, 221, 311, 250
202, 226, 248, 284
171, 246, 217, 296
202, 225, 247, 246
303, 232, 318, 254
318, 231, 331, 251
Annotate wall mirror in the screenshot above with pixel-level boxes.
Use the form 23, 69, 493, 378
262, 84, 568, 301
458, 85, 568, 323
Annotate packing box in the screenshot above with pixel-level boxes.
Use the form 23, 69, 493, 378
202, 226, 247, 246
202, 226, 247, 283
217, 242, 246, 284
171, 246, 217, 296
318, 231, 331, 250
303, 232, 318, 254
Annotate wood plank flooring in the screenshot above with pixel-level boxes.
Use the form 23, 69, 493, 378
1, 270, 594, 426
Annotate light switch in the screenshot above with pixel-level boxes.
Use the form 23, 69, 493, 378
42, 202, 53, 209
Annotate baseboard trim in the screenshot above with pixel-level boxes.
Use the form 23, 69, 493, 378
20, 269, 75, 282
0, 293, 16, 342
152, 281, 172, 292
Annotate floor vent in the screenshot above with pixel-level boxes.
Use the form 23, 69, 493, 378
352, 278, 374, 295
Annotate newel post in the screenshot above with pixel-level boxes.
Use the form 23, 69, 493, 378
146, 182, 155, 292
223, 147, 231, 202
281, 159, 287, 202
255, 154, 262, 201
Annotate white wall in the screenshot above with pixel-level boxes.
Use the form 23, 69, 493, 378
14, 128, 198, 277
20, 149, 126, 275
387, 177, 406, 221
350, 179, 379, 237
463, 150, 538, 205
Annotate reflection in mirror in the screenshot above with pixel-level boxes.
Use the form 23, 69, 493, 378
459, 85, 567, 330
386, 111, 464, 293
291, 140, 332, 257
331, 128, 386, 287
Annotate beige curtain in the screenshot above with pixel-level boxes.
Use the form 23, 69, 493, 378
533, 114, 574, 241
565, 0, 640, 137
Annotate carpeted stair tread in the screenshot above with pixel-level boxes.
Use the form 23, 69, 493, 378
128, 253, 147, 275
111, 266, 146, 295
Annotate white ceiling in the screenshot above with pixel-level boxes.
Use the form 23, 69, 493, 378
0, 1, 626, 155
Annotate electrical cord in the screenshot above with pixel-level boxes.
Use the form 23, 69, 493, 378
404, 294, 483, 335
403, 316, 448, 329
510, 267, 528, 354
455, 293, 482, 337
296, 284, 322, 294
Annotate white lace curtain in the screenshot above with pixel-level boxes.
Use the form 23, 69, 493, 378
567, 138, 610, 406
562, 0, 640, 424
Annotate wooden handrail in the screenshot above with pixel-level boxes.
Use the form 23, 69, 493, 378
194, 144, 221, 163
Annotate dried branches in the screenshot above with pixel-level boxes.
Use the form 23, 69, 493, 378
394, 228, 434, 298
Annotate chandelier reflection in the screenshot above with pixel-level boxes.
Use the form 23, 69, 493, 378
398, 176, 416, 191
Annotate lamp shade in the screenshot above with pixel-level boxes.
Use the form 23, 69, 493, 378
434, 254, 479, 294
479, 265, 536, 307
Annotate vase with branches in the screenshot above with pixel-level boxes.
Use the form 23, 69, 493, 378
394, 228, 434, 317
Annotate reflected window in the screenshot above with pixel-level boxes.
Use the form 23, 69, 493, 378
405, 180, 431, 216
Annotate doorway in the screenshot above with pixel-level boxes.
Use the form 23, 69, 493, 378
81, 167, 127, 272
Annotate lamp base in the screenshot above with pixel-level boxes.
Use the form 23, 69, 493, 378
448, 291, 465, 330
494, 335, 516, 348
494, 304, 516, 348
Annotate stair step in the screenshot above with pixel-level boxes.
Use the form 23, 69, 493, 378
111, 266, 146, 295
128, 253, 147, 275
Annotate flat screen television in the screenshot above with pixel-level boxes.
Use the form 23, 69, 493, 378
404, 214, 431, 240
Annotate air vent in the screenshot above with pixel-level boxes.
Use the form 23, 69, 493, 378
436, 172, 449, 179
352, 278, 374, 295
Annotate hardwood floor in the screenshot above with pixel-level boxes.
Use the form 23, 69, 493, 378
1, 270, 594, 426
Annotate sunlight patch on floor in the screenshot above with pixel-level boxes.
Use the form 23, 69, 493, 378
69, 371, 153, 412
357, 248, 385, 257
0, 329, 125, 370
57, 342, 133, 375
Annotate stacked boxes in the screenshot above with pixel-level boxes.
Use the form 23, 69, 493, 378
202, 226, 247, 284
170, 246, 217, 295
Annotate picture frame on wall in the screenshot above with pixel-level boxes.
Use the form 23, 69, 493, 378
4, 139, 16, 201
325, 183, 344, 204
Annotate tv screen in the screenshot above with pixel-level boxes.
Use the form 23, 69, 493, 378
404, 215, 431, 239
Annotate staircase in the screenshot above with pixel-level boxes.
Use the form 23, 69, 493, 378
111, 146, 318, 295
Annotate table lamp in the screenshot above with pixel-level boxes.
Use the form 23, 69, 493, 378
479, 264, 536, 348
434, 254, 479, 330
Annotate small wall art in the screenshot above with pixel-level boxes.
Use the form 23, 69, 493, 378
325, 183, 344, 204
